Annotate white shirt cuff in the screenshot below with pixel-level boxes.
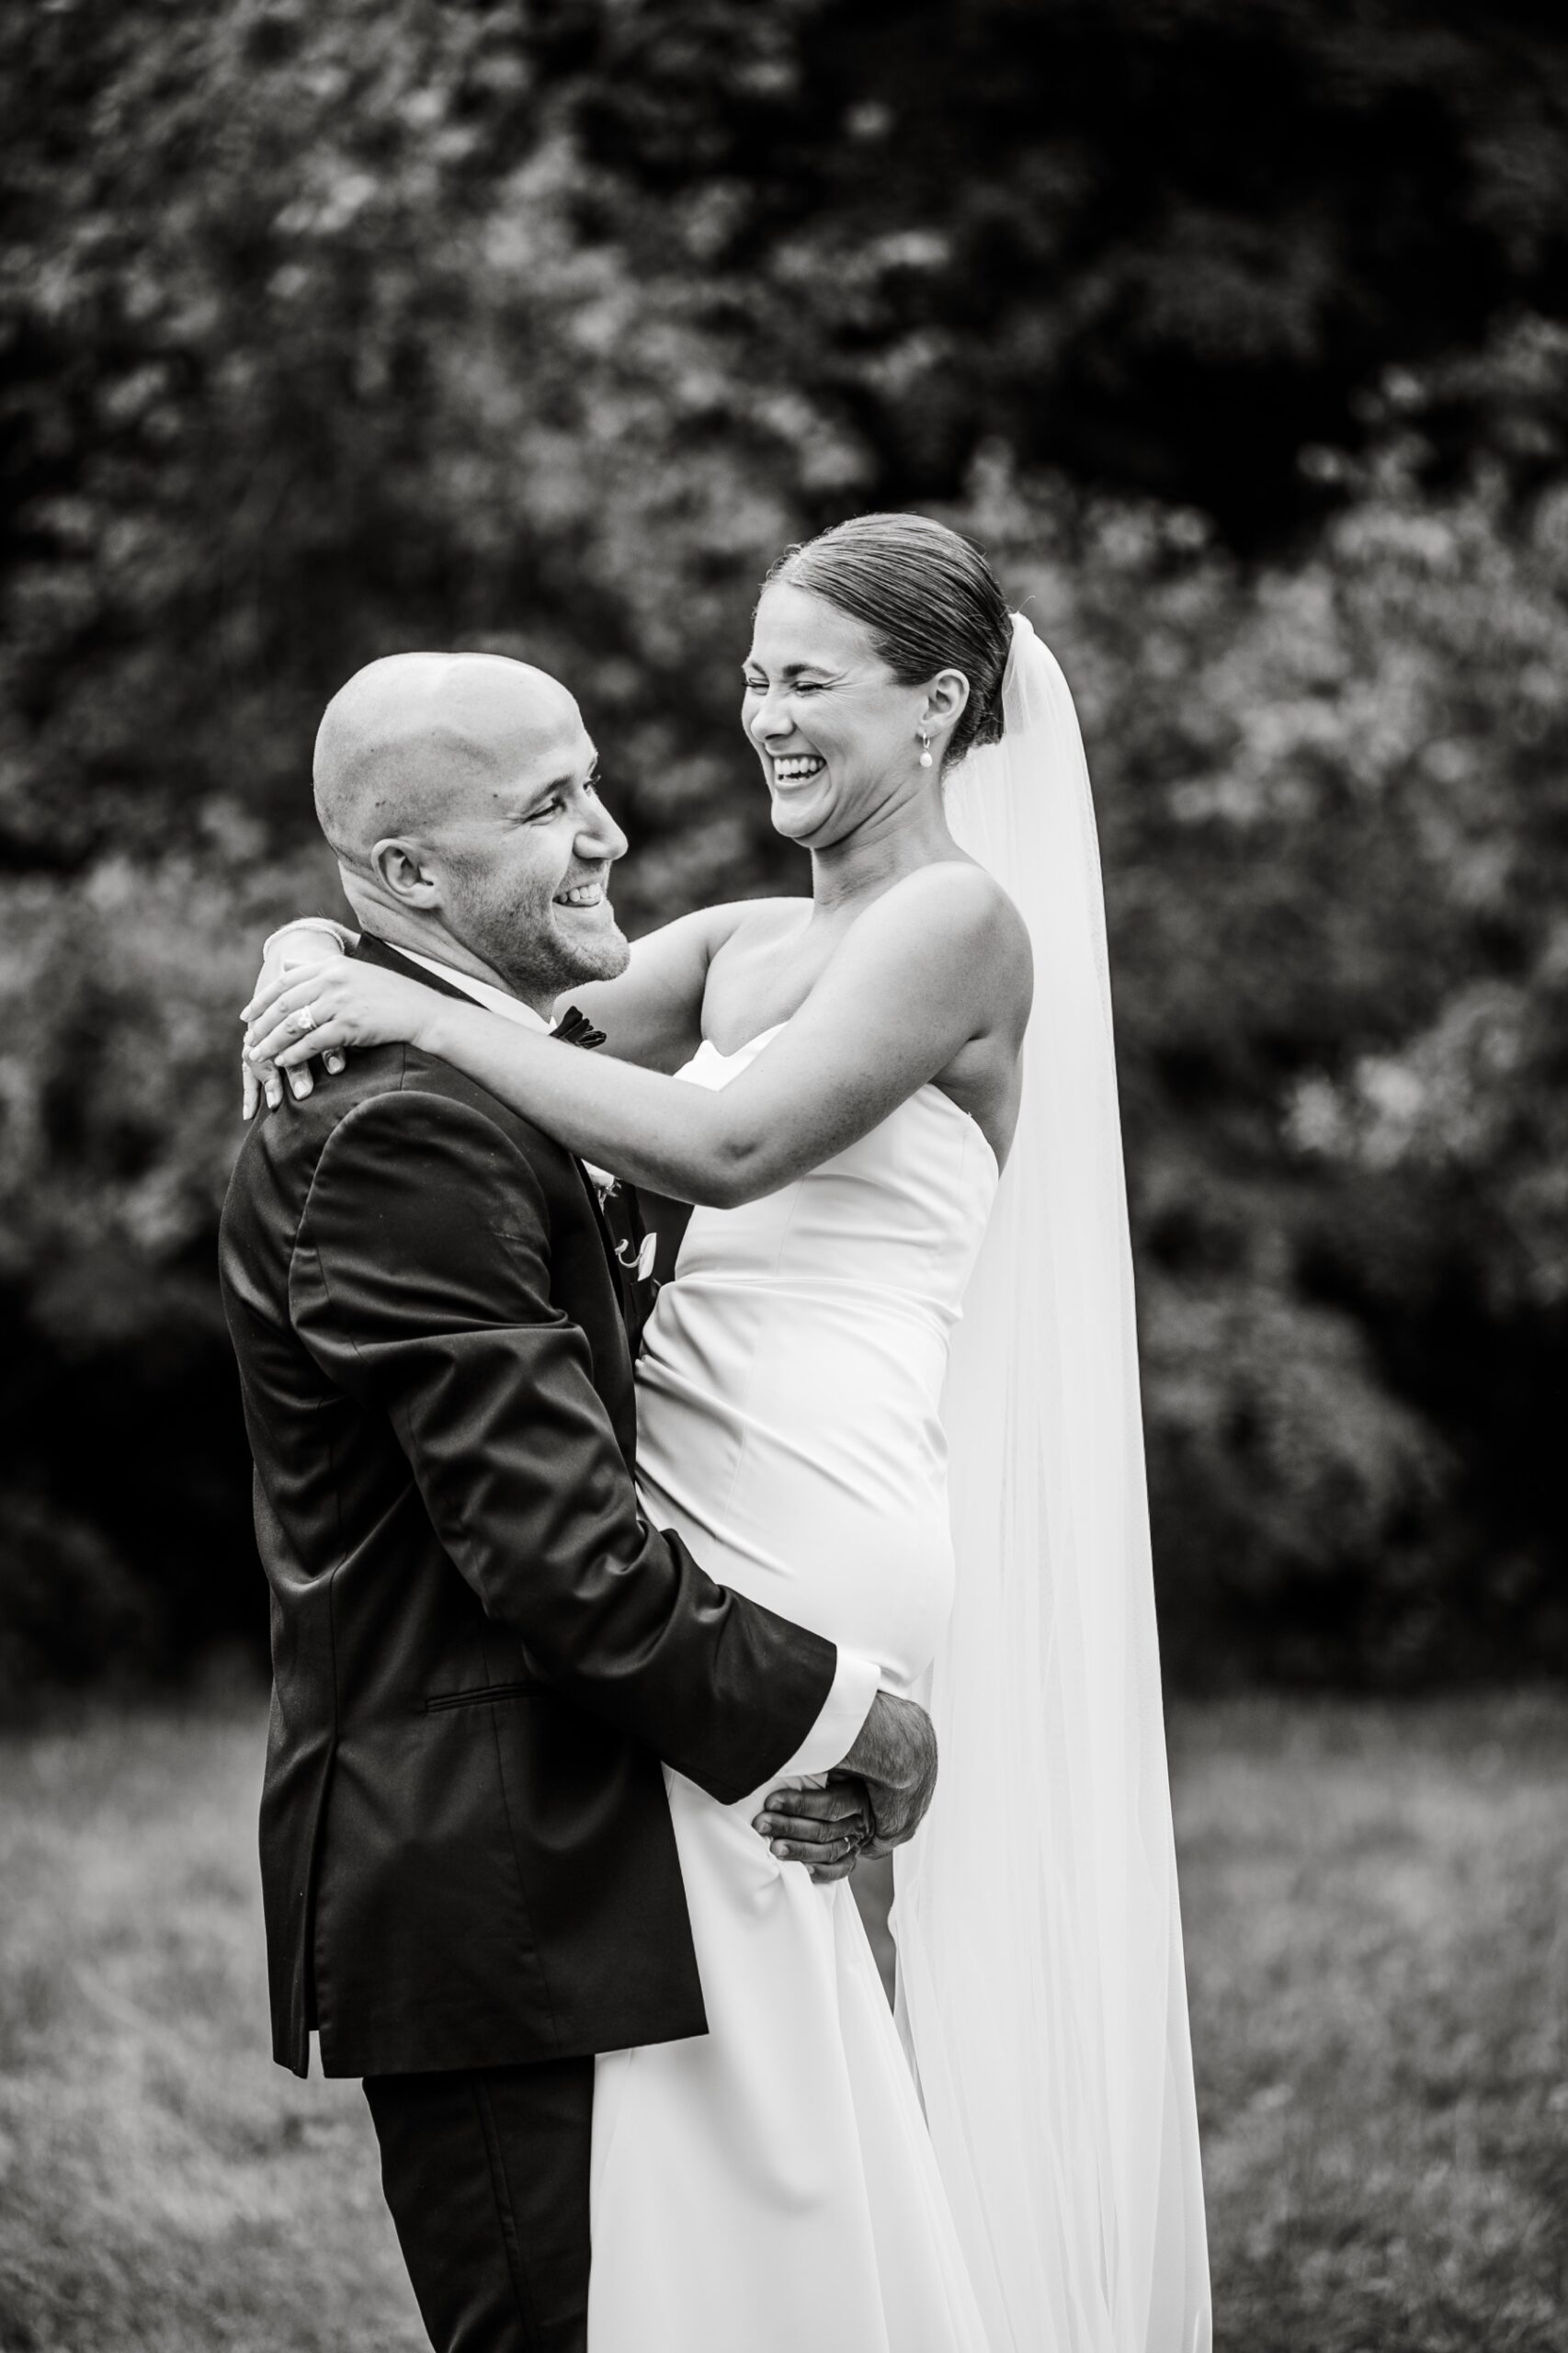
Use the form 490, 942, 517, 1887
773, 1647, 881, 1780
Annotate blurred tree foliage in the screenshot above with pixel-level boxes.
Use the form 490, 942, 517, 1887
2, 0, 1566, 1697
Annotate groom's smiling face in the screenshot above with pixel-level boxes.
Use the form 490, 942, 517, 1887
316, 653, 631, 1005
431, 703, 631, 1000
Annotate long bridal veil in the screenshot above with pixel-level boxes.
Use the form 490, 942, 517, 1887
892, 614, 1212, 2353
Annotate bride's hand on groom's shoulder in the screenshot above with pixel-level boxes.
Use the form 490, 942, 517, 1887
240, 923, 350, 1117
243, 956, 434, 1113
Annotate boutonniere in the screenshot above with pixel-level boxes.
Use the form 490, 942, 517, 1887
617, 1233, 660, 1283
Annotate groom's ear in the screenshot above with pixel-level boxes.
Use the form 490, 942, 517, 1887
369, 835, 441, 907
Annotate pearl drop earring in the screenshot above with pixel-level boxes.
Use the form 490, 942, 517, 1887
918, 729, 934, 769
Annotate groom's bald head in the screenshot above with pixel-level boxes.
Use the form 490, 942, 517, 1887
310, 650, 630, 1006
313, 652, 582, 869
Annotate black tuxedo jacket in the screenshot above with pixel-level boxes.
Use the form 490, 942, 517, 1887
220, 936, 838, 2078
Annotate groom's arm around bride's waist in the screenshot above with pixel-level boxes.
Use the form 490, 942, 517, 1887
290, 1080, 874, 1799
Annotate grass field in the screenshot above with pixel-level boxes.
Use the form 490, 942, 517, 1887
1, 1695, 1565, 2352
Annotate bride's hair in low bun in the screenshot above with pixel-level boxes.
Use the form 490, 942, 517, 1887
764, 513, 1013, 766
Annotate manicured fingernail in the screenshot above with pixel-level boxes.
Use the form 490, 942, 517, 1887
324, 1052, 346, 1074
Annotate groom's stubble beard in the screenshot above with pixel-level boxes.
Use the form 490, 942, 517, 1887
438, 844, 631, 1002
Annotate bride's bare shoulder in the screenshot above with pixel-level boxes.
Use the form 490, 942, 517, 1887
863, 863, 1032, 1009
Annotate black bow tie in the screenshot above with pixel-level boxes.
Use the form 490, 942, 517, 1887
554, 1006, 606, 1051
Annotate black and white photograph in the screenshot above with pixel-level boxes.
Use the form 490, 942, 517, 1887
2, 5, 1566, 2350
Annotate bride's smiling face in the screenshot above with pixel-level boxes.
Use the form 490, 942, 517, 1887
742, 584, 961, 849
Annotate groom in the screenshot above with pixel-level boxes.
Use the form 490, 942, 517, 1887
220, 652, 937, 2353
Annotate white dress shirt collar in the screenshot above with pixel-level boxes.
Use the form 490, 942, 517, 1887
395, 945, 552, 1032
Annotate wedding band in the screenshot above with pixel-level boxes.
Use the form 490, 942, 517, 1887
289, 1006, 319, 1037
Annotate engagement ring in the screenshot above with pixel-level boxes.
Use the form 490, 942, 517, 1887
289, 1006, 318, 1037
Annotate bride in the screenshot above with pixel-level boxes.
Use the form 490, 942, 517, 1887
244, 513, 1211, 2353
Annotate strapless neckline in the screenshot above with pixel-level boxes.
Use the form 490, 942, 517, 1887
692, 1023, 1002, 1180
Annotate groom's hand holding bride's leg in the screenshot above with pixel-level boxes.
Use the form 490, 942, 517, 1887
751, 1776, 873, 1881
753, 1691, 937, 1880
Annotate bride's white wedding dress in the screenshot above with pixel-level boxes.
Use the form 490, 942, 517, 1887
588, 617, 1210, 2352
588, 1022, 999, 2352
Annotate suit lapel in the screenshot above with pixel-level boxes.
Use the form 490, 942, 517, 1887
552, 1004, 642, 1343
355, 938, 640, 1342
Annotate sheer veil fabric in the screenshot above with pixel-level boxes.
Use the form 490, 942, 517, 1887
892, 615, 1212, 2353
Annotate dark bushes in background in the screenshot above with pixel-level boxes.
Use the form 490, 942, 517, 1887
2, 0, 1566, 1697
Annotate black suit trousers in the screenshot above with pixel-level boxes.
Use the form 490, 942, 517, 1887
364, 2058, 595, 2353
